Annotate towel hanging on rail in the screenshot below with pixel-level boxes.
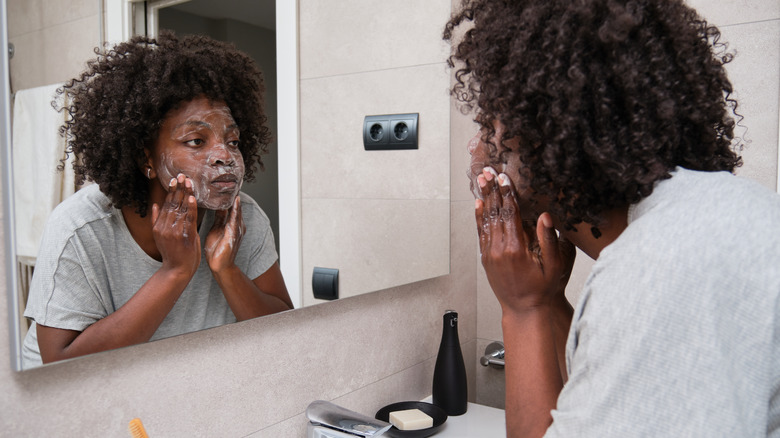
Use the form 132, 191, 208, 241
12, 83, 76, 260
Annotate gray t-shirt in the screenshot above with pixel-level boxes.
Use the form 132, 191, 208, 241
22, 184, 278, 368
546, 168, 780, 437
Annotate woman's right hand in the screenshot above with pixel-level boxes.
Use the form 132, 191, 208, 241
151, 173, 201, 278
476, 168, 575, 313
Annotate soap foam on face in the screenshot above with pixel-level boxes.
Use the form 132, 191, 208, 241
388, 408, 433, 431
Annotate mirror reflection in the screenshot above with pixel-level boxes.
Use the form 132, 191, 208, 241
6, 0, 452, 370
19, 30, 292, 369
8, 0, 290, 370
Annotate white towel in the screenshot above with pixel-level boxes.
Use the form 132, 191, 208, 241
12, 83, 76, 260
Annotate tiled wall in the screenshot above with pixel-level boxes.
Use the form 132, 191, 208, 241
0, 0, 479, 437
473, 0, 780, 409
7, 0, 99, 93
299, 0, 453, 304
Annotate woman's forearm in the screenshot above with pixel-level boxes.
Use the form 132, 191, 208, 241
212, 264, 292, 320
502, 305, 565, 438
39, 267, 192, 363
550, 296, 573, 383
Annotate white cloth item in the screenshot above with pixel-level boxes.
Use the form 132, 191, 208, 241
12, 83, 75, 259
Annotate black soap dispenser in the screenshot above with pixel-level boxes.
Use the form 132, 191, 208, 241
432, 310, 468, 415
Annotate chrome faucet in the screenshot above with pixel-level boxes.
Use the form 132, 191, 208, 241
306, 400, 392, 437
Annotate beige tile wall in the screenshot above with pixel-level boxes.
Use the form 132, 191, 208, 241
299, 0, 454, 304
473, 0, 780, 408
7, 0, 100, 93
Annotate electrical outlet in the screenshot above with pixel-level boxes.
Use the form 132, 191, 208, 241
363, 113, 418, 150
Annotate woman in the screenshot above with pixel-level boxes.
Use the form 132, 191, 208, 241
22, 32, 293, 368
445, 0, 780, 436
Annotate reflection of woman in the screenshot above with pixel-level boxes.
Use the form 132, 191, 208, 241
445, 0, 780, 436
22, 32, 293, 368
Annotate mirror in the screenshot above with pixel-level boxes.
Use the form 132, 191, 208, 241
4, 0, 451, 370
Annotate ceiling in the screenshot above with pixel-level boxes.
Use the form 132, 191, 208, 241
169, 0, 275, 30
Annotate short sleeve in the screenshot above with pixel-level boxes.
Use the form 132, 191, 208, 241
239, 193, 278, 280
24, 237, 111, 332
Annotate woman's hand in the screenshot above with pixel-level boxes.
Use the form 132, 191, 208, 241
151, 173, 201, 278
205, 195, 245, 275
476, 168, 575, 313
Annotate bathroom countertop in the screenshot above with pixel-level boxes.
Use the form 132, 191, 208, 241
421, 397, 506, 437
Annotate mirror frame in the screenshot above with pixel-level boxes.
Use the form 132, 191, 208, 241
1, 0, 24, 371
275, 0, 302, 308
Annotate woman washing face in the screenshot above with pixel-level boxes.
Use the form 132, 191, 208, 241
446, 0, 780, 437
21, 32, 293, 368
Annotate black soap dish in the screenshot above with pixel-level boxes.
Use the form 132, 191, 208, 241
375, 401, 447, 438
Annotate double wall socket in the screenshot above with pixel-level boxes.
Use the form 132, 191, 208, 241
363, 113, 419, 150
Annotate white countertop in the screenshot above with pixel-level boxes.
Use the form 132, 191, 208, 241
421, 397, 506, 437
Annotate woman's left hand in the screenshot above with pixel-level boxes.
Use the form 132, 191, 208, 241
205, 195, 245, 274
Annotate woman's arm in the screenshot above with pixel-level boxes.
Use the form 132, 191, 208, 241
211, 262, 293, 320
476, 169, 575, 437
37, 175, 200, 363
550, 286, 574, 384
37, 175, 202, 363
36, 267, 194, 363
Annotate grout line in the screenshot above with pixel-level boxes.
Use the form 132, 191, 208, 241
719, 17, 780, 28
300, 196, 452, 202
8, 13, 100, 40
300, 61, 448, 82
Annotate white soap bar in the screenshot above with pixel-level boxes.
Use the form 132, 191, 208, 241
388, 408, 433, 431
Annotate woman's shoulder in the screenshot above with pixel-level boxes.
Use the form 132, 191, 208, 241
45, 184, 117, 234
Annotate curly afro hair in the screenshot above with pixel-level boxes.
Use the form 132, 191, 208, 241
58, 31, 272, 217
444, 0, 743, 230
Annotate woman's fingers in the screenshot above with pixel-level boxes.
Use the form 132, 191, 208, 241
482, 167, 502, 228
155, 174, 198, 241
536, 213, 558, 269
475, 172, 489, 251
536, 212, 575, 282
167, 175, 183, 209
182, 176, 197, 225
165, 174, 196, 218
497, 172, 525, 249
231, 196, 245, 237
477, 167, 532, 261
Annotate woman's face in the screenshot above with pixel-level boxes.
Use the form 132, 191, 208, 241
150, 96, 245, 210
